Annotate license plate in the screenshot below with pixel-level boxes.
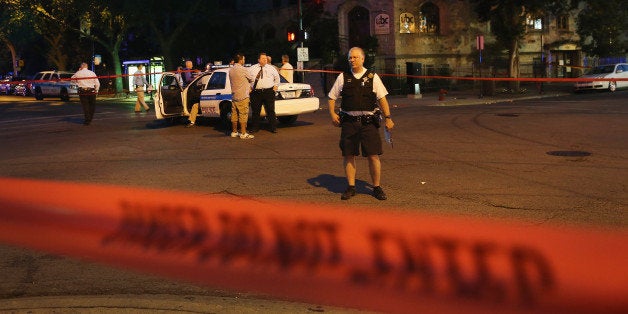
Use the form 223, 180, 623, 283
282, 91, 296, 99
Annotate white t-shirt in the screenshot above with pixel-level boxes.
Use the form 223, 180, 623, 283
280, 62, 294, 83
328, 68, 388, 101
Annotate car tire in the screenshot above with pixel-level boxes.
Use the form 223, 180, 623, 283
34, 88, 44, 100
278, 115, 298, 125
609, 82, 616, 92
60, 88, 69, 101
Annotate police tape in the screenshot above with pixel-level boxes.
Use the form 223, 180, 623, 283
0, 177, 626, 313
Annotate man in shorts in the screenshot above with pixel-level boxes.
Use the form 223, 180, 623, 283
229, 53, 255, 139
328, 47, 395, 200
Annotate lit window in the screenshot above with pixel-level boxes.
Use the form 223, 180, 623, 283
526, 15, 543, 30
419, 2, 439, 34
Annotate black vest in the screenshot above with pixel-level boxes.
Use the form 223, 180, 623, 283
340, 70, 377, 111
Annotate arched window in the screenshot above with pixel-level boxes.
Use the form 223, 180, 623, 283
348, 6, 370, 48
419, 2, 439, 34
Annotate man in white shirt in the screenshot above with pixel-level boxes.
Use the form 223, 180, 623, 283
71, 62, 100, 125
248, 52, 280, 133
279, 54, 294, 83
133, 64, 150, 113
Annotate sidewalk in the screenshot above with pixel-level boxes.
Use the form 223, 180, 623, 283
0, 294, 367, 313
385, 85, 572, 108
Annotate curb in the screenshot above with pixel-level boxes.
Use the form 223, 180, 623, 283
0, 295, 369, 314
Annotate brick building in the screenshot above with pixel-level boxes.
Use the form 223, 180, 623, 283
229, 0, 585, 82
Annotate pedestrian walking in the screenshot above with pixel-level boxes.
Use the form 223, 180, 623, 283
248, 52, 280, 133
133, 64, 150, 113
327, 47, 395, 200
71, 62, 100, 125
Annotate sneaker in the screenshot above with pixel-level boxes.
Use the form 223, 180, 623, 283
341, 186, 356, 200
230, 132, 240, 138
240, 133, 254, 139
372, 186, 387, 200
185, 122, 195, 128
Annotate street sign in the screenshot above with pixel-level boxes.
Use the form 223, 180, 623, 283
297, 47, 309, 62
476, 35, 484, 50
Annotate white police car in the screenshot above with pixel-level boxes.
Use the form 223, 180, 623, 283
153, 67, 319, 125
31, 71, 79, 101
574, 63, 628, 92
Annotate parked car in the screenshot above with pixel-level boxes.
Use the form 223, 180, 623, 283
574, 63, 628, 92
13, 78, 32, 96
153, 67, 320, 125
0, 78, 9, 94
31, 70, 79, 101
0, 76, 28, 95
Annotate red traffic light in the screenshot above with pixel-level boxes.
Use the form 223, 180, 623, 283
287, 31, 296, 42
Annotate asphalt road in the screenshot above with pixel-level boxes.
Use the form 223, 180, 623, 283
0, 90, 626, 312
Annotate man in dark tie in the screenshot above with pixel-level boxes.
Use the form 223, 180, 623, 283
248, 52, 280, 133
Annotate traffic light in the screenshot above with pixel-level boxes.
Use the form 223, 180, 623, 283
287, 31, 296, 42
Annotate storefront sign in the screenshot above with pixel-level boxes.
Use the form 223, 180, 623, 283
399, 12, 415, 33
375, 13, 390, 35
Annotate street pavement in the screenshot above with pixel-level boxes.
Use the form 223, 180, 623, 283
0, 83, 610, 314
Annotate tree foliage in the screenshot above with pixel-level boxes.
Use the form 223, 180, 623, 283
128, 0, 218, 70
0, 0, 40, 75
469, 0, 572, 86
576, 0, 628, 57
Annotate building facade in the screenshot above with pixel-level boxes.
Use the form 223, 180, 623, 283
232, 0, 585, 80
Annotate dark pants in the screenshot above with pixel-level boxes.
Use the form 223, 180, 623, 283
78, 90, 96, 124
250, 88, 277, 132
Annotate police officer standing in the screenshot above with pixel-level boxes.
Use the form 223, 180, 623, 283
72, 62, 100, 125
328, 47, 394, 200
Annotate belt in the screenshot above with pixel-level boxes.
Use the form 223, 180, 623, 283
340, 114, 376, 123
254, 87, 274, 92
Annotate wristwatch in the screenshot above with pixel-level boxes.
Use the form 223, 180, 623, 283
384, 116, 391, 119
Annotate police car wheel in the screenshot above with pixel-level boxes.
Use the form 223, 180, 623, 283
34, 88, 43, 100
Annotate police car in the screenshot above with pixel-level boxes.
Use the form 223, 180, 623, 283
31, 70, 79, 101
153, 67, 320, 125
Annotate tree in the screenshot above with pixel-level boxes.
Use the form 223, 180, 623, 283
469, 0, 572, 90
0, 0, 37, 76
129, 0, 218, 70
33, 0, 140, 95
26, 0, 83, 71
576, 0, 628, 58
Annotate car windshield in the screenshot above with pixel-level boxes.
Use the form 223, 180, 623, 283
588, 65, 616, 74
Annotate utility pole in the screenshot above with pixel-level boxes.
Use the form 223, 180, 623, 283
298, 0, 304, 82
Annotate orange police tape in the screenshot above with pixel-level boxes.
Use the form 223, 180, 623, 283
0, 177, 626, 313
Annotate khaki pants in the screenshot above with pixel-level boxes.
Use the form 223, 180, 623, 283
189, 103, 200, 123
134, 88, 149, 111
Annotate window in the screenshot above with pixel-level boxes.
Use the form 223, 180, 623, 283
348, 6, 370, 48
526, 14, 543, 31
557, 15, 569, 30
418, 2, 439, 34
206, 72, 226, 90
